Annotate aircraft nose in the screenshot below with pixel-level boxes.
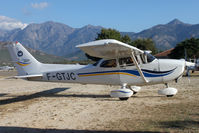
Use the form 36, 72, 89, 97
180, 59, 186, 68
159, 59, 185, 82
176, 59, 186, 77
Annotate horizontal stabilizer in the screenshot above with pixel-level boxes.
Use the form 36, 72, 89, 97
13, 74, 43, 79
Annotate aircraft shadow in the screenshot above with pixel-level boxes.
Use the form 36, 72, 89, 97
0, 87, 112, 105
0, 126, 162, 133
47, 94, 110, 98
132, 95, 163, 98
159, 120, 199, 130
0, 88, 165, 105
0, 88, 69, 105
0, 93, 8, 97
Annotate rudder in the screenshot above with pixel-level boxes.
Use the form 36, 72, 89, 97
7, 42, 42, 76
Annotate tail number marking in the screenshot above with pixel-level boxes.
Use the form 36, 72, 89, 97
46, 72, 76, 81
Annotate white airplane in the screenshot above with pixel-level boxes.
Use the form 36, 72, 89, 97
7, 40, 185, 100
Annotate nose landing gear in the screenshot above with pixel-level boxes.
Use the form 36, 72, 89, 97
158, 83, 178, 97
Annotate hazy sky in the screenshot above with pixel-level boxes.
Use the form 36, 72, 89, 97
0, 0, 198, 32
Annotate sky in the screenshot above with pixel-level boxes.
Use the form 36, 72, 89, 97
0, 0, 199, 32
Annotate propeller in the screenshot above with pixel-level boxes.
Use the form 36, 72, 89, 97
185, 61, 196, 83
184, 48, 193, 83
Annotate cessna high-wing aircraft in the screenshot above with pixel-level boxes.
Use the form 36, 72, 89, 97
7, 39, 185, 100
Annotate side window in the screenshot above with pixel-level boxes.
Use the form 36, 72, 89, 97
93, 60, 100, 66
119, 57, 134, 67
100, 59, 117, 68
140, 54, 147, 64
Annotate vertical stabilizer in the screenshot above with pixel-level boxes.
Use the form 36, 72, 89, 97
7, 42, 42, 76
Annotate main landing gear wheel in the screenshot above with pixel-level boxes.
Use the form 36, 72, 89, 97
166, 95, 174, 97
110, 83, 133, 100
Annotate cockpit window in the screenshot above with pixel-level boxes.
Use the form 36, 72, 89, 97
145, 52, 156, 63
119, 57, 134, 66
100, 59, 117, 68
93, 60, 100, 66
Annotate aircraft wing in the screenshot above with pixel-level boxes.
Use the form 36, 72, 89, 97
76, 39, 144, 59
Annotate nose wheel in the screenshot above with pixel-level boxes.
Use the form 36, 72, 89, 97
158, 83, 178, 97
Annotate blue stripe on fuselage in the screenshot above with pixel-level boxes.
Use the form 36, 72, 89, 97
78, 68, 176, 78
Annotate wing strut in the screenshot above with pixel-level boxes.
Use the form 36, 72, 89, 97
131, 51, 149, 83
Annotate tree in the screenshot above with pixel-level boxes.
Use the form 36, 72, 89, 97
86, 28, 132, 61
96, 28, 131, 43
121, 35, 131, 44
168, 38, 199, 59
130, 38, 158, 54
86, 28, 158, 61
96, 28, 121, 41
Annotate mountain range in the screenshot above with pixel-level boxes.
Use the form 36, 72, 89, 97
0, 42, 68, 66
124, 19, 199, 50
0, 18, 199, 60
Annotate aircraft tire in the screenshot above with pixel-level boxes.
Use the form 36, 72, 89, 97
166, 95, 174, 97
119, 97, 129, 100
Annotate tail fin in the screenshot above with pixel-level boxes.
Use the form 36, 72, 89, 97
7, 42, 42, 76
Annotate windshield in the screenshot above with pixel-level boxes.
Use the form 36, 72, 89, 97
145, 52, 156, 63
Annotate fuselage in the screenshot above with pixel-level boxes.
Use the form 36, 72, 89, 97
30, 58, 185, 86
7, 42, 185, 87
